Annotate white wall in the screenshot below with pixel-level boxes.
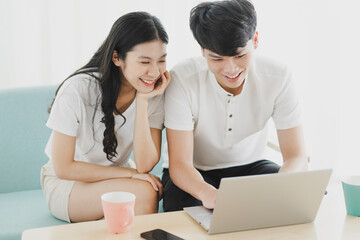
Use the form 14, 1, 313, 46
254, 0, 360, 178
1, 0, 359, 178
0, 0, 204, 88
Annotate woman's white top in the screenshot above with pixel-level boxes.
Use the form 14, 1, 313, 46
43, 73, 164, 175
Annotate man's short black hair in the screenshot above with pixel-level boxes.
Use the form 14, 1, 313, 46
190, 0, 257, 56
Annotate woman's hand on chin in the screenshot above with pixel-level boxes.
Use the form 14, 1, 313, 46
136, 71, 171, 100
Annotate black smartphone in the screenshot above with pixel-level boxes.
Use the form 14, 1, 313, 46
140, 229, 184, 240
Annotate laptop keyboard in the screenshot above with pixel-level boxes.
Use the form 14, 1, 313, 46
195, 214, 213, 231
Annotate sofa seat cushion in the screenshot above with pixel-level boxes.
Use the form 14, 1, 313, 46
0, 189, 67, 240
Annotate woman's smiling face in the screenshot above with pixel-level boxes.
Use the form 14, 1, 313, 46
114, 39, 167, 93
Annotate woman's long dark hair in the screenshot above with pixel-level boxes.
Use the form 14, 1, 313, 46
49, 12, 168, 161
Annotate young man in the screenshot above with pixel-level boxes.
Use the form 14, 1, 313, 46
162, 0, 308, 211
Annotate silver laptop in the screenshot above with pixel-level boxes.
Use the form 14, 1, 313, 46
184, 169, 332, 234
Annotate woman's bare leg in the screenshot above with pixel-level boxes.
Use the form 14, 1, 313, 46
68, 178, 158, 222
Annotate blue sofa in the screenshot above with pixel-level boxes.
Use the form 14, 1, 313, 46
0, 85, 165, 240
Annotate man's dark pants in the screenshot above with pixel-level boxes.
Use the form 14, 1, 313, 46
162, 160, 280, 212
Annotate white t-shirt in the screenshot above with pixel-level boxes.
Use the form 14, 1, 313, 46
164, 55, 301, 171
44, 73, 164, 175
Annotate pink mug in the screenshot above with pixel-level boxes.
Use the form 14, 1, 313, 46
101, 191, 136, 234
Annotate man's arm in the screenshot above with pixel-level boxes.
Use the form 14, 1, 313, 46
166, 128, 217, 209
277, 125, 308, 172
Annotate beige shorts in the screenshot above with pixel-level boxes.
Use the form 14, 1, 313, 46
40, 160, 135, 222
41, 162, 75, 223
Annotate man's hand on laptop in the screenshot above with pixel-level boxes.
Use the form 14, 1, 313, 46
200, 185, 218, 209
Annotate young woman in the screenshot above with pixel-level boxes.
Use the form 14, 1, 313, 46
41, 12, 171, 223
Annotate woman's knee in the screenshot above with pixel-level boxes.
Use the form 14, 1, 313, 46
132, 180, 159, 214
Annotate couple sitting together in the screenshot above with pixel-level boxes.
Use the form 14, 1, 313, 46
41, 0, 308, 223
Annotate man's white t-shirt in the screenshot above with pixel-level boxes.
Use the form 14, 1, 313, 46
164, 55, 301, 171
43, 73, 164, 175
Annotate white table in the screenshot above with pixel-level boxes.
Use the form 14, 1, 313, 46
22, 183, 360, 240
